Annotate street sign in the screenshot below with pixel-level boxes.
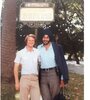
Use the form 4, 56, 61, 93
20, 7, 54, 22
19, 2, 55, 28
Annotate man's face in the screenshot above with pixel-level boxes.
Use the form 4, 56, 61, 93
27, 37, 35, 47
42, 34, 50, 45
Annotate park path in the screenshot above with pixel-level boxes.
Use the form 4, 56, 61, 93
67, 61, 84, 75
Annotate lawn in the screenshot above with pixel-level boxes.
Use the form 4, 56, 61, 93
65, 73, 84, 100
15, 72, 84, 100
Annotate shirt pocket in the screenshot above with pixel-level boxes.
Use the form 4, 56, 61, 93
32, 55, 38, 64
21, 56, 28, 64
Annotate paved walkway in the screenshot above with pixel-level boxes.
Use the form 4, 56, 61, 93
67, 61, 84, 75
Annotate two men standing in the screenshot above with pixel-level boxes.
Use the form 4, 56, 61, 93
14, 29, 69, 100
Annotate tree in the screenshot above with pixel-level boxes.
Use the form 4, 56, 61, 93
1, 0, 16, 99
50, 0, 84, 64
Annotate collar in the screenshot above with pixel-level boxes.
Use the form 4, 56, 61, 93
24, 47, 35, 52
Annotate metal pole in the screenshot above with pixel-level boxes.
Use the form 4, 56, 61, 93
35, 28, 38, 39
35, 28, 38, 46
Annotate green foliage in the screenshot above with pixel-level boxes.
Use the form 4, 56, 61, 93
51, 0, 84, 63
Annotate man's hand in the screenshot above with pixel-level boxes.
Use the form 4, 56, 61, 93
60, 80, 64, 88
14, 63, 20, 91
15, 82, 20, 91
60, 80, 68, 88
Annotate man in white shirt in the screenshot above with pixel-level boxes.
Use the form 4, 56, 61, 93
14, 34, 40, 100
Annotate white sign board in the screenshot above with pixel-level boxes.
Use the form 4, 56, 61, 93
20, 7, 54, 22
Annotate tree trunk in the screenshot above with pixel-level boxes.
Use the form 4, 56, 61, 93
68, 53, 73, 60
74, 53, 80, 64
1, 0, 16, 100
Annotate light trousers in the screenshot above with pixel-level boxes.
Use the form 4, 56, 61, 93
20, 75, 40, 100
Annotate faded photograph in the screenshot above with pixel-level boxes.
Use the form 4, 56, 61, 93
1, 0, 84, 100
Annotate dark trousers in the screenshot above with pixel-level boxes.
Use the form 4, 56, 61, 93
40, 68, 60, 100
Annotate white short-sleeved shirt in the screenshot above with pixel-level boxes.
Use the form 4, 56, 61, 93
14, 47, 39, 75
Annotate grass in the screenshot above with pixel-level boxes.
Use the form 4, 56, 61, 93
15, 72, 84, 100
66, 73, 84, 100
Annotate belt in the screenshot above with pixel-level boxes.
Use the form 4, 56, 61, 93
40, 67, 56, 71
22, 74, 38, 77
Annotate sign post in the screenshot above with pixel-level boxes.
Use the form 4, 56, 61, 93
19, 2, 55, 39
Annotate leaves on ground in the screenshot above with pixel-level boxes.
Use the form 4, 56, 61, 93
66, 73, 84, 100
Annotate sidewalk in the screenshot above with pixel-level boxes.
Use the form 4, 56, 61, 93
67, 61, 84, 75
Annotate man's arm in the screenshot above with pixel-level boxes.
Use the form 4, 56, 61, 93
58, 45, 69, 84
14, 63, 20, 91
